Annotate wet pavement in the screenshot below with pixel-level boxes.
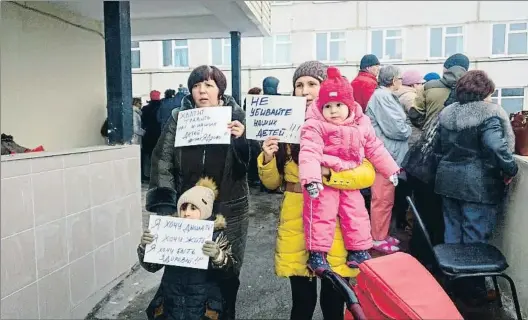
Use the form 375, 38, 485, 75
89, 185, 517, 320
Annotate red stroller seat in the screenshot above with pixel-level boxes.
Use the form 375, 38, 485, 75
340, 252, 463, 319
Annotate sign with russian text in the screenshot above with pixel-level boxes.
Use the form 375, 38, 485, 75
144, 215, 214, 269
175, 107, 232, 147
245, 95, 307, 144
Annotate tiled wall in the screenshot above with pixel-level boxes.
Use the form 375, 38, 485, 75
0, 145, 142, 319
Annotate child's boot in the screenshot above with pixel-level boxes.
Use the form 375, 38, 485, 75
346, 250, 372, 268
307, 251, 330, 275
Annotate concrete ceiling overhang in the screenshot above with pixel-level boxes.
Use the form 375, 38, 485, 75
52, 0, 271, 40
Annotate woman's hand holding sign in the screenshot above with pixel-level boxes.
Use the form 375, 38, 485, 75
262, 136, 280, 165
228, 120, 245, 138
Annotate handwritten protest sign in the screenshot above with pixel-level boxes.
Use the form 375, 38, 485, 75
245, 95, 306, 144
175, 107, 232, 147
144, 215, 214, 269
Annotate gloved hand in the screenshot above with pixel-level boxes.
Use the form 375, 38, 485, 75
389, 174, 399, 187
304, 182, 324, 199
140, 230, 154, 248
202, 240, 221, 259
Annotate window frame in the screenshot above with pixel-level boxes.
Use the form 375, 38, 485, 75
491, 87, 526, 113
210, 38, 231, 66
160, 39, 190, 69
262, 34, 292, 66
427, 25, 465, 60
131, 41, 141, 69
490, 21, 528, 57
314, 31, 347, 63
369, 28, 404, 62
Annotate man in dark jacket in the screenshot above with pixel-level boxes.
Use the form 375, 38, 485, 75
157, 85, 188, 127
351, 54, 380, 112
406, 54, 469, 266
262, 76, 280, 95
141, 90, 163, 182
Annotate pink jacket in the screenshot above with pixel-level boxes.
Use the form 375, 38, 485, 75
299, 99, 399, 185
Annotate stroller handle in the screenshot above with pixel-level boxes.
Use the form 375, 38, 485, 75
319, 270, 367, 320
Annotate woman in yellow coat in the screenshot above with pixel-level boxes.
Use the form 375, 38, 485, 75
258, 61, 375, 320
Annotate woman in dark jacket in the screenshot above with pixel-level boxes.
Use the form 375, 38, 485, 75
435, 70, 518, 303
146, 65, 250, 320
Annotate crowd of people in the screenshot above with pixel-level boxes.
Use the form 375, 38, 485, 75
131, 52, 518, 320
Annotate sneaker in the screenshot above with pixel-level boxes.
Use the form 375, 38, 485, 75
346, 250, 372, 268
307, 251, 330, 275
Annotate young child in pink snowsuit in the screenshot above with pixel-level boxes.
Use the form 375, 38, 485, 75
299, 67, 400, 273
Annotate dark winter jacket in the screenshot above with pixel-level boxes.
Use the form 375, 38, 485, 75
146, 94, 250, 274
157, 92, 186, 128
138, 215, 236, 320
435, 101, 518, 205
142, 100, 163, 154
262, 76, 280, 95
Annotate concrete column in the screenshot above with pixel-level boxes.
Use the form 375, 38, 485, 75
103, 1, 133, 144
230, 31, 242, 106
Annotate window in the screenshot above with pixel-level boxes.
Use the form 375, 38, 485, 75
263, 34, 292, 65
492, 22, 528, 55
492, 88, 525, 114
371, 29, 403, 60
316, 31, 346, 62
162, 40, 189, 67
131, 41, 140, 69
429, 26, 464, 58
211, 38, 231, 66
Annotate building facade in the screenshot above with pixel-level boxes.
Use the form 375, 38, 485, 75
132, 0, 528, 113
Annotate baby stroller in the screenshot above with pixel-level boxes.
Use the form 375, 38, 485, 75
321, 252, 463, 320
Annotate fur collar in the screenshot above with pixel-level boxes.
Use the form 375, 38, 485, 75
213, 214, 226, 231
439, 101, 515, 151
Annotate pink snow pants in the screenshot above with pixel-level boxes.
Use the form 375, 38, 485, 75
303, 187, 372, 252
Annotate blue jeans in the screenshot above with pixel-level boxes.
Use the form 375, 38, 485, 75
442, 197, 498, 244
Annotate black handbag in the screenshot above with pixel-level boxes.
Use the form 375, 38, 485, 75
402, 117, 441, 185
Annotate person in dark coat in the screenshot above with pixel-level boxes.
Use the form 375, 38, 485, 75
146, 65, 250, 320
139, 177, 236, 320
141, 90, 163, 181
262, 76, 280, 95
242, 87, 263, 188
435, 70, 518, 305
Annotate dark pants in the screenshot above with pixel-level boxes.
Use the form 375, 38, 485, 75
289, 276, 346, 320
407, 174, 444, 267
442, 196, 500, 300
219, 276, 240, 320
360, 188, 371, 215
442, 197, 498, 244
392, 178, 413, 229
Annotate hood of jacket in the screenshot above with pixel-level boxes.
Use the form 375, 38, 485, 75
394, 85, 416, 99
179, 94, 244, 120
439, 101, 515, 151
262, 76, 280, 95
305, 98, 365, 126
426, 65, 466, 90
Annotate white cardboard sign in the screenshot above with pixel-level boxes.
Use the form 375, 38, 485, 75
174, 107, 232, 147
144, 215, 214, 270
245, 95, 307, 144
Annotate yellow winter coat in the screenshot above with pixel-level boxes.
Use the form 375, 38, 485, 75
257, 151, 375, 278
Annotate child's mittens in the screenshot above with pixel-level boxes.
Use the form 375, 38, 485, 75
203, 240, 222, 262
140, 230, 154, 248
304, 182, 324, 199
388, 174, 399, 187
